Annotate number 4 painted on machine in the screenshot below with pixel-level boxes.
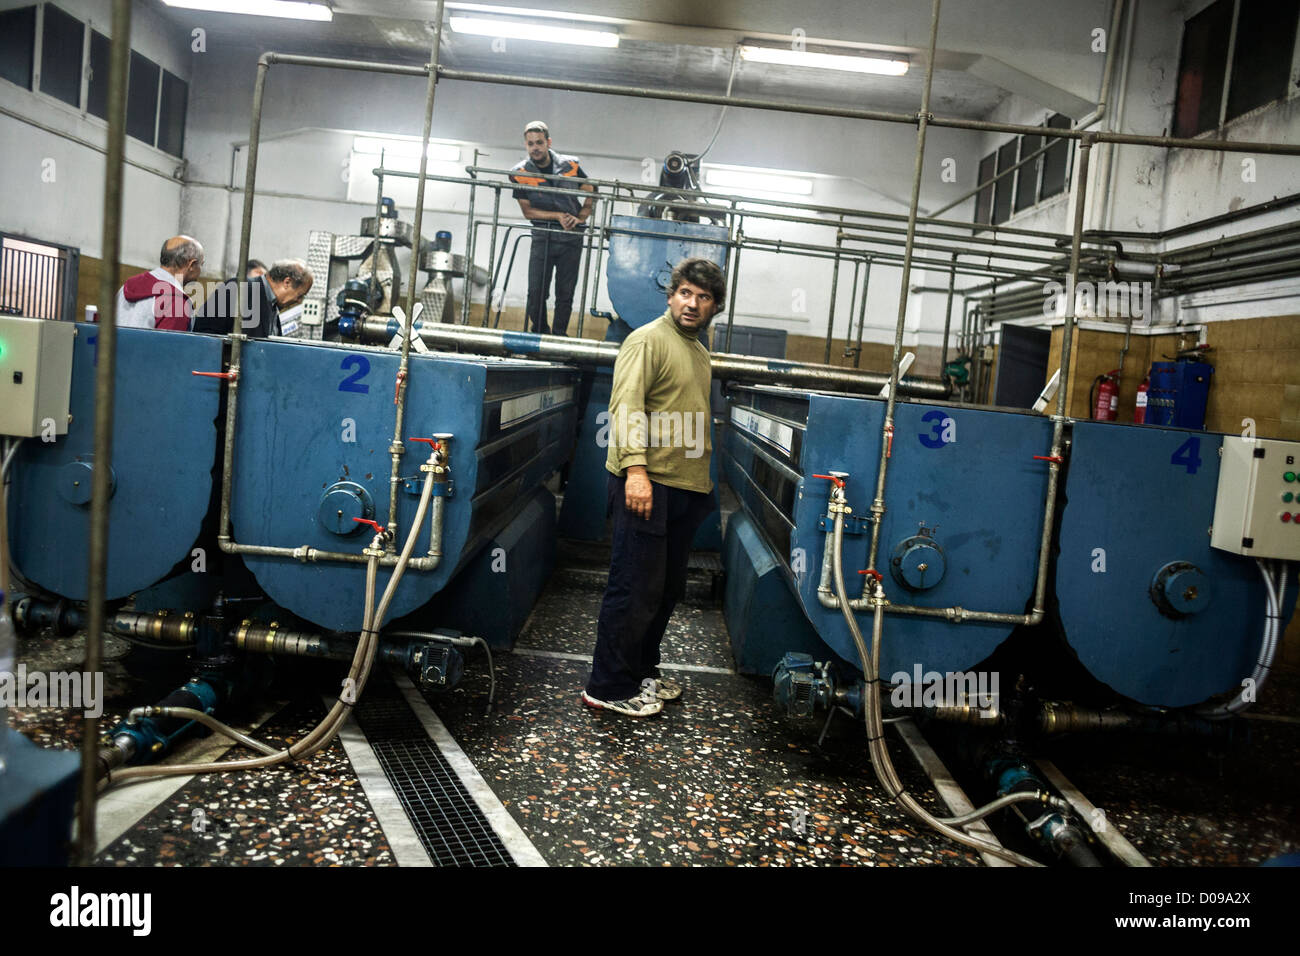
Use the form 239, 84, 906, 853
1170, 436, 1202, 475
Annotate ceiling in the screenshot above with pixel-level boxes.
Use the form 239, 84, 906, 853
155, 0, 1030, 120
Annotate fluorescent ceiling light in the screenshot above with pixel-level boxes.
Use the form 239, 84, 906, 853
448, 4, 617, 25
704, 167, 814, 196
162, 0, 333, 21
354, 137, 462, 163
450, 16, 618, 48
740, 44, 907, 76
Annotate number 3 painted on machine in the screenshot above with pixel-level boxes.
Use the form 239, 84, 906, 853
1170, 436, 1202, 474
918, 409, 948, 449
339, 354, 370, 393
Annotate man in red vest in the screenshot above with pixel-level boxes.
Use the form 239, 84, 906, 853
115, 236, 203, 331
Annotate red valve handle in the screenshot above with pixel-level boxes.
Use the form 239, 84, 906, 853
884, 423, 895, 460
353, 518, 384, 534
812, 474, 846, 488
1033, 455, 1063, 463
858, 569, 884, 581
408, 437, 442, 450
394, 369, 407, 406
192, 370, 236, 380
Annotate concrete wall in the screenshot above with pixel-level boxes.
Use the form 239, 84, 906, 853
0, 0, 192, 277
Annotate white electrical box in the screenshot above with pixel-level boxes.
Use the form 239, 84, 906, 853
0, 316, 75, 438
1211, 436, 1300, 559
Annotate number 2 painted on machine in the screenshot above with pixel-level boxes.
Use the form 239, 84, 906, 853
338, 354, 370, 393
1170, 436, 1202, 474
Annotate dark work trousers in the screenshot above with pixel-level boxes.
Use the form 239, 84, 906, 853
525, 230, 582, 336
587, 474, 714, 701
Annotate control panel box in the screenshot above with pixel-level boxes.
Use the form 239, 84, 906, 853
1211, 436, 1300, 559
0, 316, 75, 438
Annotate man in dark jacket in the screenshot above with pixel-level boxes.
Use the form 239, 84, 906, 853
509, 120, 595, 336
193, 258, 313, 337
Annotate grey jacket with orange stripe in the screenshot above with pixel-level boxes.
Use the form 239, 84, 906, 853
510, 151, 590, 240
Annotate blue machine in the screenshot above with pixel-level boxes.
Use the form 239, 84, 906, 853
720, 384, 1294, 708
722, 385, 1053, 679
8, 326, 223, 599
1056, 422, 1294, 706
1145, 360, 1213, 430
604, 214, 729, 327
8, 329, 579, 639
231, 339, 578, 632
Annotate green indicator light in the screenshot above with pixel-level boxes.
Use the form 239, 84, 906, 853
1286, 472, 1297, 482
1286, 492, 1296, 503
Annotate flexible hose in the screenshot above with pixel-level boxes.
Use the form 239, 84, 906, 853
830, 509, 1046, 867
104, 458, 439, 789
1199, 559, 1288, 719
130, 706, 280, 756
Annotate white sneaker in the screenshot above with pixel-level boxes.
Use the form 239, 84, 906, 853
641, 677, 683, 702
582, 689, 663, 717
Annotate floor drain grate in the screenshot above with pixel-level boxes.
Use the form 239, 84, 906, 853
354, 685, 516, 868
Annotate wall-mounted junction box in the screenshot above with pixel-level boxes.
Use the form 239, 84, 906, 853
1211, 436, 1300, 560
0, 316, 75, 438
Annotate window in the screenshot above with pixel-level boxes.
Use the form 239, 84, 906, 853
126, 50, 160, 145
1039, 113, 1072, 200
39, 4, 84, 107
1014, 134, 1042, 213
974, 152, 996, 226
157, 69, 188, 157
1226, 0, 1299, 119
1174, 0, 1300, 137
0, 6, 37, 90
86, 29, 109, 120
973, 113, 1072, 228
993, 141, 1017, 225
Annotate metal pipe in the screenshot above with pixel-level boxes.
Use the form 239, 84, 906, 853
495, 232, 529, 327
853, 258, 872, 369
217, 55, 269, 554
459, 151, 477, 326
824, 229, 843, 364
587, 190, 615, 318
868, 0, 944, 574
81, 0, 132, 867
434, 66, 1300, 155
389, 3, 445, 545
575, 194, 599, 337
482, 188, 502, 326
455, 163, 1076, 241
843, 258, 861, 361
940, 253, 958, 372
355, 317, 948, 397
723, 225, 742, 352
265, 52, 429, 76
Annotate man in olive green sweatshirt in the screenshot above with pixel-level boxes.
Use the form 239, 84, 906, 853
582, 257, 726, 717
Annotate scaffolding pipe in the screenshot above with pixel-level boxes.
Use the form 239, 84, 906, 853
434, 66, 1300, 156
824, 229, 843, 364
865, 0, 944, 574
80, 0, 132, 868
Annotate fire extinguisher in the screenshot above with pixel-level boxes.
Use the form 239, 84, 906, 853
1134, 374, 1150, 424
1090, 370, 1120, 421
